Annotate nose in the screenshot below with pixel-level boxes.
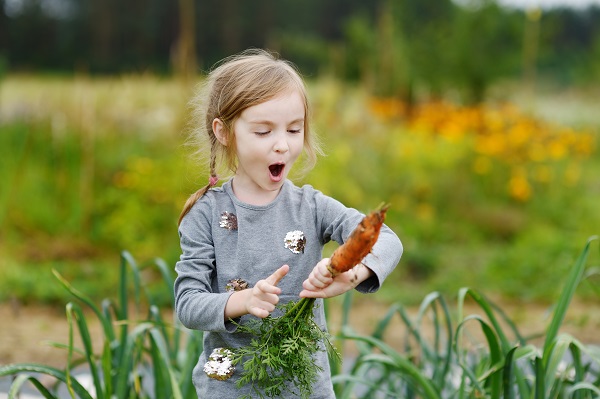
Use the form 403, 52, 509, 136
273, 132, 289, 153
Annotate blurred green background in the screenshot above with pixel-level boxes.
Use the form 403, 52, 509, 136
1, 0, 599, 306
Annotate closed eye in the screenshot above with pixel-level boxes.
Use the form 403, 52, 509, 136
254, 131, 270, 136
288, 129, 302, 134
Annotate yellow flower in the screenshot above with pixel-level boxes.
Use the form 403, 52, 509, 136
369, 97, 406, 120
439, 120, 465, 142
475, 135, 506, 156
483, 109, 505, 132
508, 172, 532, 202
507, 123, 531, 148
416, 203, 434, 222
528, 143, 546, 162
574, 133, 595, 157
548, 139, 567, 160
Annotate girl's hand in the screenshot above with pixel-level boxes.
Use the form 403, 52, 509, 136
246, 264, 289, 318
299, 258, 372, 299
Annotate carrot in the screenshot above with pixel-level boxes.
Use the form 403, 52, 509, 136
327, 203, 389, 276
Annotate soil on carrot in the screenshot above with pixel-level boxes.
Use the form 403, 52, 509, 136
1, 298, 599, 368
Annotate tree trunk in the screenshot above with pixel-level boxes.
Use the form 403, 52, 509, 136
522, 7, 541, 106
173, 0, 197, 80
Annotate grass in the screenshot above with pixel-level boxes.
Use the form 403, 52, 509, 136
0, 237, 598, 398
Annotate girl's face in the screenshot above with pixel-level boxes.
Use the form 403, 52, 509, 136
226, 89, 305, 205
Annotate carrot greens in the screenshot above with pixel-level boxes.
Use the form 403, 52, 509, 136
232, 298, 339, 399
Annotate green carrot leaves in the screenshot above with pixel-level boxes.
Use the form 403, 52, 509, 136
232, 298, 340, 399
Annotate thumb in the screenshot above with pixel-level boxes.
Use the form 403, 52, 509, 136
266, 264, 289, 287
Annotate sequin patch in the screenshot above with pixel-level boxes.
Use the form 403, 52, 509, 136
204, 348, 235, 380
284, 230, 306, 254
226, 278, 249, 292
219, 211, 238, 230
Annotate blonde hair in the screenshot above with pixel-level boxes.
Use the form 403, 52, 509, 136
179, 49, 322, 225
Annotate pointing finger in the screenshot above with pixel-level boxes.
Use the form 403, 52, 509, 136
266, 264, 289, 287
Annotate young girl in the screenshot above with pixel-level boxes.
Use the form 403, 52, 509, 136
175, 49, 403, 398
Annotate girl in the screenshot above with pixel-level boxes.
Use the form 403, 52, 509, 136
175, 49, 403, 398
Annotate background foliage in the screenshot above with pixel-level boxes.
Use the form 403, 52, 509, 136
3, 0, 600, 91
1, 74, 598, 305
1, 0, 599, 306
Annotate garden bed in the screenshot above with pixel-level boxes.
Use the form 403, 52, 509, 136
2, 297, 599, 368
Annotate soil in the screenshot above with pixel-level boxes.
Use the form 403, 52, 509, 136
2, 297, 600, 370
0, 302, 99, 368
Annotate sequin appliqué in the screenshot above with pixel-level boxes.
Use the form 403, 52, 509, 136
284, 230, 306, 254
204, 347, 235, 380
219, 211, 238, 230
225, 278, 249, 292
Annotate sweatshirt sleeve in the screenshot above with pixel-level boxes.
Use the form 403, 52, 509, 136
174, 200, 235, 333
316, 194, 403, 294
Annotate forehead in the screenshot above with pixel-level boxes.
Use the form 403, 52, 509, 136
239, 90, 305, 123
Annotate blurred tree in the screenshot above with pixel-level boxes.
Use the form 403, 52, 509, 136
172, 0, 196, 79
394, 0, 456, 103
586, 8, 600, 84
0, 0, 599, 95
522, 7, 542, 103
539, 6, 600, 85
0, 0, 7, 81
337, 1, 408, 99
0, 0, 7, 52
3, 0, 60, 69
340, 13, 376, 82
267, 0, 369, 76
90, 0, 114, 69
448, 0, 522, 103
374, 0, 407, 98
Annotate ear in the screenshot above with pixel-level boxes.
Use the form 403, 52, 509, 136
213, 118, 228, 146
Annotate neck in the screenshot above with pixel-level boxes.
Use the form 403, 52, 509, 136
231, 179, 284, 206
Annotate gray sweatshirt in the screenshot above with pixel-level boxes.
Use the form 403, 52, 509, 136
175, 179, 403, 398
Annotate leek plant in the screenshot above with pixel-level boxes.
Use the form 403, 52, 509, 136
0, 251, 202, 399
332, 236, 600, 398
1, 237, 598, 398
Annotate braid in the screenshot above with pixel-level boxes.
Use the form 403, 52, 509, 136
178, 141, 220, 226
177, 185, 210, 226
209, 145, 218, 182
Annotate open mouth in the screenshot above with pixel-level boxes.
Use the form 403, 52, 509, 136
269, 163, 285, 179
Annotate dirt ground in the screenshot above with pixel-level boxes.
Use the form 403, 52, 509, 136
1, 298, 599, 369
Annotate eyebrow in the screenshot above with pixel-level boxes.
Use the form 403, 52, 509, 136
247, 118, 305, 125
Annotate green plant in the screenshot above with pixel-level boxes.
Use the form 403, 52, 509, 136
232, 298, 338, 399
2, 76, 599, 305
0, 251, 203, 399
332, 236, 600, 398
1, 237, 598, 398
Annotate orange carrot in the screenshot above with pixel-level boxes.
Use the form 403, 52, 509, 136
327, 203, 389, 276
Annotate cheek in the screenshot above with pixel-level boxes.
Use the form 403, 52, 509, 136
236, 141, 265, 164
291, 135, 305, 156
